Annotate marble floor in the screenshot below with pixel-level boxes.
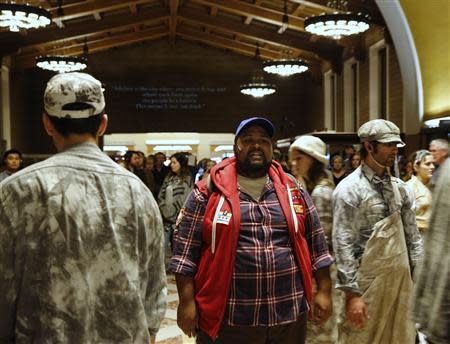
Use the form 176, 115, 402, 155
156, 274, 195, 344
156, 274, 429, 344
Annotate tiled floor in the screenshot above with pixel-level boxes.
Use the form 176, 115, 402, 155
156, 274, 195, 344
156, 274, 429, 344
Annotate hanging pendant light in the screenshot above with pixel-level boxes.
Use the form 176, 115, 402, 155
263, 59, 309, 77
36, 37, 89, 73
240, 44, 276, 98
0, 2, 51, 32
261, 2, 309, 77
278, 0, 289, 34
36, 55, 87, 73
305, 0, 370, 40
240, 73, 276, 98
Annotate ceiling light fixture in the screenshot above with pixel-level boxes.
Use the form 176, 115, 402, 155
36, 55, 87, 73
153, 145, 193, 151
57, 0, 64, 16
145, 139, 200, 145
277, 0, 289, 34
240, 74, 276, 98
240, 44, 276, 98
103, 145, 128, 152
214, 145, 234, 152
423, 116, 450, 128
0, 2, 51, 32
36, 37, 89, 73
304, 0, 370, 40
263, 59, 309, 77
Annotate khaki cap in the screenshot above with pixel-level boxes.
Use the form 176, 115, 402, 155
358, 119, 405, 147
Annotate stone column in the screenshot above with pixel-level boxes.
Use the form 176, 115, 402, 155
0, 56, 12, 151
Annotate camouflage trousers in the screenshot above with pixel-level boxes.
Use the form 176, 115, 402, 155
306, 264, 344, 344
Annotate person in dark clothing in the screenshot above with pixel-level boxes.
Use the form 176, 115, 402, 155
343, 145, 355, 170
145, 154, 157, 196
124, 150, 147, 185
153, 152, 169, 196
331, 154, 346, 186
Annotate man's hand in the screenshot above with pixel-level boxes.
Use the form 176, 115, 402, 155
175, 274, 197, 337
177, 299, 198, 338
311, 290, 332, 324
346, 293, 369, 330
311, 266, 332, 324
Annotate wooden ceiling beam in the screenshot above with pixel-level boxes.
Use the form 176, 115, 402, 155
244, 0, 263, 25
177, 26, 282, 60
93, 12, 102, 21
130, 3, 138, 14
210, 6, 218, 16
1, 7, 168, 55
15, 26, 169, 69
178, 7, 340, 62
291, 5, 305, 17
191, 0, 306, 32
169, 0, 180, 38
48, 0, 155, 22
289, 0, 341, 13
54, 19, 65, 28
290, 0, 384, 26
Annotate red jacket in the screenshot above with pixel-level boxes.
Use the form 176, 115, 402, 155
194, 157, 313, 340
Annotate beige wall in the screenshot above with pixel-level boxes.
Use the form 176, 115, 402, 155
400, 0, 450, 120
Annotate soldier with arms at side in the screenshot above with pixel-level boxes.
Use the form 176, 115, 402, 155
332, 119, 423, 344
0, 73, 166, 344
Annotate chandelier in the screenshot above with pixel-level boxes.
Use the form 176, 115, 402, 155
304, 0, 370, 40
36, 38, 89, 73
240, 74, 276, 98
0, 2, 51, 32
36, 56, 87, 73
240, 45, 276, 98
263, 59, 309, 77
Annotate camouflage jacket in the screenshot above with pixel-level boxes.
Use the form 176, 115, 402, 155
310, 178, 334, 247
0, 142, 166, 344
332, 163, 423, 294
412, 158, 450, 344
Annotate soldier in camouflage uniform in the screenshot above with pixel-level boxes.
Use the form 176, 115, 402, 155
332, 119, 423, 344
411, 158, 450, 344
0, 73, 167, 344
289, 135, 344, 344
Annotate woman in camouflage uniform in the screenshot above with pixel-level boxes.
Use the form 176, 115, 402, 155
158, 152, 193, 249
290, 135, 343, 344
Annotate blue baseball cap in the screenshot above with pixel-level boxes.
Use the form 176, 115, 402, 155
235, 117, 275, 139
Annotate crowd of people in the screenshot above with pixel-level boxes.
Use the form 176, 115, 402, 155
0, 72, 448, 344
119, 151, 216, 252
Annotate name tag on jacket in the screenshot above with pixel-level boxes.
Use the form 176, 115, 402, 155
217, 210, 232, 225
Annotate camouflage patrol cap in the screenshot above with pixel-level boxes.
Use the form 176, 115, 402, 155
44, 72, 105, 119
358, 119, 405, 147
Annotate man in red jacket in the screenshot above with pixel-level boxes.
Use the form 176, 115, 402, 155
170, 117, 333, 344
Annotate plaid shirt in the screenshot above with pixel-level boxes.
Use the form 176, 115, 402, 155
170, 178, 333, 327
